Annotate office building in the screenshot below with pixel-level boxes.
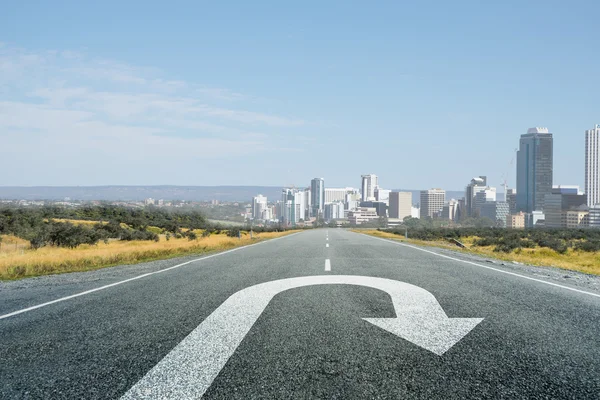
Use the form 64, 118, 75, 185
252, 195, 268, 220
411, 207, 420, 218
473, 187, 497, 216
420, 189, 446, 219
516, 127, 554, 212
361, 174, 379, 202
480, 201, 510, 227
324, 202, 345, 221
544, 186, 587, 228
324, 188, 346, 203
360, 201, 387, 217
374, 188, 391, 204
348, 207, 380, 225
465, 176, 487, 217
525, 210, 545, 228
507, 212, 525, 229
441, 199, 460, 221
589, 205, 600, 228
506, 188, 517, 214
388, 192, 412, 220
585, 124, 600, 207
564, 209, 589, 228
281, 188, 308, 226
310, 178, 325, 217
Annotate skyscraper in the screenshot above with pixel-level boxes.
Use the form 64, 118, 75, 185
252, 195, 267, 220
361, 174, 378, 202
465, 176, 487, 217
310, 178, 325, 217
420, 189, 445, 219
516, 127, 553, 213
585, 124, 600, 207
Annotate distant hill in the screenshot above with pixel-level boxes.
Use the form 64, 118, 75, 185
0, 186, 283, 202
0, 186, 470, 203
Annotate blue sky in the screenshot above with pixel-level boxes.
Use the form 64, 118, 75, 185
1, 0, 598, 191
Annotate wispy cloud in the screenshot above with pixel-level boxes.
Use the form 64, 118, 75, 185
0, 43, 311, 185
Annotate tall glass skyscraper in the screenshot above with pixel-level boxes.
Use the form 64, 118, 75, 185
310, 178, 325, 218
516, 127, 553, 213
585, 124, 600, 207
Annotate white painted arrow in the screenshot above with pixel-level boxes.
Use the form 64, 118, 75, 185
122, 275, 482, 399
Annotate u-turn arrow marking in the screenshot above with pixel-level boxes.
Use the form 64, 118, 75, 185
122, 275, 483, 399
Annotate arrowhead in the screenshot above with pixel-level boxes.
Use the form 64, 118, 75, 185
363, 316, 483, 355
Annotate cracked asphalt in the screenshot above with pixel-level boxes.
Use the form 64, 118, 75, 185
1, 229, 599, 399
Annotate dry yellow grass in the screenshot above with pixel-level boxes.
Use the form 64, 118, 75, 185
357, 229, 600, 276
51, 218, 103, 226
0, 231, 298, 280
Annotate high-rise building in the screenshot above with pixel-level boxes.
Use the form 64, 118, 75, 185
516, 127, 554, 213
281, 188, 307, 226
506, 188, 517, 214
465, 176, 487, 217
420, 189, 446, 219
361, 174, 379, 202
324, 202, 345, 221
252, 195, 268, 220
585, 124, 600, 207
310, 178, 324, 217
388, 192, 412, 220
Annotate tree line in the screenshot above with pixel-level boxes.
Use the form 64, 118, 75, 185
383, 226, 600, 254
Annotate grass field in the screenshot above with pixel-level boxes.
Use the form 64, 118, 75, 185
357, 229, 600, 276
0, 230, 297, 280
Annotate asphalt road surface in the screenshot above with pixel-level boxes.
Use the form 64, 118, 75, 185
1, 229, 599, 399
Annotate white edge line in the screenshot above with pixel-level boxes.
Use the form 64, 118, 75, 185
325, 259, 331, 272
0, 232, 302, 321
361, 233, 600, 299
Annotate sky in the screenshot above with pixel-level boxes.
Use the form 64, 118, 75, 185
1, 0, 599, 191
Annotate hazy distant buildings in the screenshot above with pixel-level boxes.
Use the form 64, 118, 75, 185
281, 188, 307, 226
441, 199, 460, 221
465, 176, 487, 217
252, 194, 268, 220
388, 192, 412, 220
516, 127, 554, 213
480, 201, 510, 227
420, 189, 445, 219
324, 188, 346, 203
361, 174, 378, 202
324, 202, 345, 221
506, 188, 517, 214
348, 207, 380, 225
507, 212, 525, 229
589, 205, 600, 228
474, 187, 497, 216
585, 124, 600, 207
374, 188, 391, 204
310, 178, 325, 218
544, 186, 587, 228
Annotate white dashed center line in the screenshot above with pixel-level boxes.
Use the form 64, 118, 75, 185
325, 259, 331, 272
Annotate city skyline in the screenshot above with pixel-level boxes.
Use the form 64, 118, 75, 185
2, 2, 599, 189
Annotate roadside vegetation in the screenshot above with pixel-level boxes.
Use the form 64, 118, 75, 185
0, 206, 294, 280
357, 228, 600, 276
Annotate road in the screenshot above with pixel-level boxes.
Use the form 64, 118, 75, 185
1, 229, 599, 399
